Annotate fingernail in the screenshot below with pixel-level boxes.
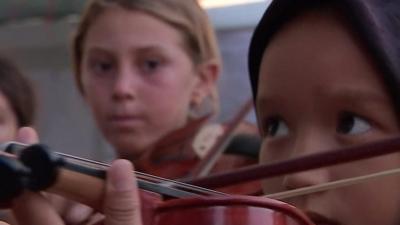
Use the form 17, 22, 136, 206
109, 160, 134, 191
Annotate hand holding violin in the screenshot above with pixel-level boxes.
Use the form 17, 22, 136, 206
11, 127, 143, 225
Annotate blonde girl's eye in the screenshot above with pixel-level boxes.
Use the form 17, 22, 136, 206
145, 59, 160, 70
264, 116, 289, 138
337, 112, 371, 135
140, 57, 163, 74
89, 59, 115, 76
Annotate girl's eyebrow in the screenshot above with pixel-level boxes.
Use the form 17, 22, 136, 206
256, 96, 277, 108
256, 86, 389, 110
86, 45, 169, 55
318, 86, 389, 104
135, 46, 168, 55
256, 96, 285, 114
85, 47, 113, 55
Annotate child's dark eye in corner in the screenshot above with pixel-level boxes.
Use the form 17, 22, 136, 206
264, 116, 289, 137
337, 112, 371, 135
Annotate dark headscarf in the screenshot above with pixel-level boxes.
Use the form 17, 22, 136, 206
248, 0, 400, 115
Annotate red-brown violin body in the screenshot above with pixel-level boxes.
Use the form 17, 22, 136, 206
138, 193, 313, 225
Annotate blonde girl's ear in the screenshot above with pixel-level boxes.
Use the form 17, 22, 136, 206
189, 59, 221, 118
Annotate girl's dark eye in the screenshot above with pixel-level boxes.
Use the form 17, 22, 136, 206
265, 117, 289, 137
90, 60, 114, 75
337, 112, 371, 135
97, 62, 113, 72
142, 59, 161, 73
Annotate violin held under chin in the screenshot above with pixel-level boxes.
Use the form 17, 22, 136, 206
0, 142, 314, 225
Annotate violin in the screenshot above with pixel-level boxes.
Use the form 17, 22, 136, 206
4, 135, 400, 225
0, 142, 313, 225
132, 99, 262, 195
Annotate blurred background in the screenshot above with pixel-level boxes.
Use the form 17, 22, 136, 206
0, 0, 270, 160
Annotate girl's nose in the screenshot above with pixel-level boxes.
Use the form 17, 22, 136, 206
283, 131, 334, 191
283, 166, 330, 191
112, 66, 137, 101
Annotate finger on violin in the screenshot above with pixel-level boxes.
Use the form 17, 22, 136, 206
16, 127, 39, 144
63, 202, 96, 225
86, 213, 105, 225
0, 221, 10, 225
11, 191, 64, 225
44, 193, 98, 225
104, 160, 142, 225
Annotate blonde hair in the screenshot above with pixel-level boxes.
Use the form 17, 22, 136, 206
72, 0, 221, 116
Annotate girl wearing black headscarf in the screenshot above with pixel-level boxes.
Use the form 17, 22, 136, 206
249, 1, 400, 224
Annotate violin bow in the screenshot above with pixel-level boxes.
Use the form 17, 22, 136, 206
265, 166, 400, 200
187, 136, 400, 189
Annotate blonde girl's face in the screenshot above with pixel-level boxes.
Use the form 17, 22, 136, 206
0, 91, 18, 143
80, 7, 210, 159
257, 10, 400, 225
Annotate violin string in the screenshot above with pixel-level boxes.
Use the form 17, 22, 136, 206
265, 167, 400, 200
56, 152, 227, 197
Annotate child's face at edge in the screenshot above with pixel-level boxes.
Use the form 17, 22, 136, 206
80, 7, 211, 159
256, 10, 400, 225
0, 90, 18, 143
